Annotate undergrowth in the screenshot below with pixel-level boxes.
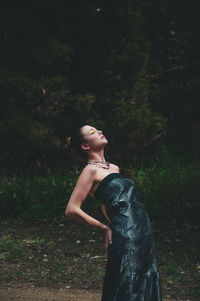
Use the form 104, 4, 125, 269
0, 149, 199, 223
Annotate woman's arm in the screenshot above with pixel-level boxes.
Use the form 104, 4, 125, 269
65, 167, 112, 248
102, 205, 111, 223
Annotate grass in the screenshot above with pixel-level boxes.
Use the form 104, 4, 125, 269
0, 235, 24, 262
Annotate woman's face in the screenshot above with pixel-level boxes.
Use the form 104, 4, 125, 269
80, 125, 108, 150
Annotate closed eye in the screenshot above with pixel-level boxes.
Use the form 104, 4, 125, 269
88, 129, 95, 135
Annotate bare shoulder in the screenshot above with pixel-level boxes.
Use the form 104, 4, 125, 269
109, 163, 120, 172
77, 164, 98, 183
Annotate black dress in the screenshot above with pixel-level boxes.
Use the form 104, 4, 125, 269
95, 173, 162, 301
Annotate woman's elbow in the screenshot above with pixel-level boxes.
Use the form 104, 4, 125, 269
65, 207, 72, 218
65, 207, 77, 218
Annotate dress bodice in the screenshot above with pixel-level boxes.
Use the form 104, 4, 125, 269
95, 173, 137, 203
95, 173, 152, 239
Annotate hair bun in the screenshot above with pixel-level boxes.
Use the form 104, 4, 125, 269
63, 136, 72, 152
66, 136, 71, 146
63, 127, 86, 160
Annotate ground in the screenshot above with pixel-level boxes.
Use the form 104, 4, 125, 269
0, 218, 199, 300
0, 285, 185, 301
0, 284, 101, 301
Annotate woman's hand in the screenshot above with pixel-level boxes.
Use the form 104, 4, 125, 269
105, 226, 112, 252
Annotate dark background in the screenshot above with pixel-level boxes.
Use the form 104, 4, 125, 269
0, 0, 199, 221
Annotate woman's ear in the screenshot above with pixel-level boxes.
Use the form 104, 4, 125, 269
80, 143, 90, 152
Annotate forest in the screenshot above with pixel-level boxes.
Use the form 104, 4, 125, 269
0, 1, 200, 300
0, 0, 199, 221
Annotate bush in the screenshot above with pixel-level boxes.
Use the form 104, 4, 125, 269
0, 170, 77, 219
132, 150, 200, 223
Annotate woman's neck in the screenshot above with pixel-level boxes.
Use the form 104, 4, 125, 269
87, 150, 106, 163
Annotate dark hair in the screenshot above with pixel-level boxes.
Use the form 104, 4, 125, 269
64, 126, 87, 159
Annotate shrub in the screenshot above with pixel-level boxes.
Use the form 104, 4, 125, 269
0, 170, 77, 219
133, 151, 200, 223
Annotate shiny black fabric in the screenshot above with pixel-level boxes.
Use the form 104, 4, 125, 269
95, 173, 162, 301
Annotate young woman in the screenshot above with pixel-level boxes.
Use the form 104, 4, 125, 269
65, 125, 162, 301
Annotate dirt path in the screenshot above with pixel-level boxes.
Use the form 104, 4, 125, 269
0, 286, 101, 301
0, 285, 183, 301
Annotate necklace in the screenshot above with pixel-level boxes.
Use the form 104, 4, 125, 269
87, 161, 110, 169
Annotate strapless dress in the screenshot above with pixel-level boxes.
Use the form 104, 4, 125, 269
95, 173, 162, 301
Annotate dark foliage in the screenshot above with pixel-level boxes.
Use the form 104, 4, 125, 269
0, 0, 199, 178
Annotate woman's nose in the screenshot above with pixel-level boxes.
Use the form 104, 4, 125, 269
98, 130, 102, 134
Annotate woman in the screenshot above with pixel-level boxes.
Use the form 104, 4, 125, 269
65, 125, 162, 301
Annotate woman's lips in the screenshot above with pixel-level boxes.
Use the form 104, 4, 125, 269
101, 135, 106, 139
